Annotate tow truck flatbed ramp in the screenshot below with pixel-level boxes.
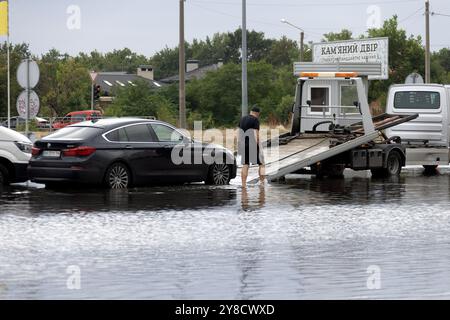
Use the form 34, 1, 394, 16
245, 113, 417, 183
246, 132, 379, 183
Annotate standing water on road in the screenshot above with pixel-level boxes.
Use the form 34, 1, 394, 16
1, 169, 450, 299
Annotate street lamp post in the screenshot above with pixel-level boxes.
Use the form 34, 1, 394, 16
281, 19, 305, 62
425, 0, 431, 83
179, 0, 187, 129
242, 0, 248, 117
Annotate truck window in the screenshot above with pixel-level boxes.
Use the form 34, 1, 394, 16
394, 91, 440, 109
310, 87, 330, 113
340, 85, 359, 114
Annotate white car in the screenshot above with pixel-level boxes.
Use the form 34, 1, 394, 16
0, 126, 32, 185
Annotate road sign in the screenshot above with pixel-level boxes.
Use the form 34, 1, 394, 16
90, 71, 98, 82
17, 59, 40, 89
405, 73, 424, 84
312, 37, 389, 80
16, 90, 40, 119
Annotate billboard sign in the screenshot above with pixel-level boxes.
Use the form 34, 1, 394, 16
312, 37, 389, 80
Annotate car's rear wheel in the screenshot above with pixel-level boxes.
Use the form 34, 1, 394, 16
0, 163, 9, 185
207, 163, 231, 185
105, 163, 131, 189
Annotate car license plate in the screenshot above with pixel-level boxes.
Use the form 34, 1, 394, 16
43, 150, 61, 158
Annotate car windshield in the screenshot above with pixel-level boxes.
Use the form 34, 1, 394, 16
44, 126, 102, 141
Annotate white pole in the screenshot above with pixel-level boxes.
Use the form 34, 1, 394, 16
179, 0, 186, 129
91, 81, 94, 110
6, 0, 10, 129
25, 57, 29, 136
425, 0, 431, 83
242, 0, 248, 117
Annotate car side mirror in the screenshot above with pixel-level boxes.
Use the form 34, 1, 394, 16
306, 100, 312, 107
353, 101, 359, 107
181, 136, 191, 144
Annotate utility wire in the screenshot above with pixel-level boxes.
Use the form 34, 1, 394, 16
190, 2, 325, 36
399, 6, 424, 23
431, 12, 450, 18
190, 0, 421, 7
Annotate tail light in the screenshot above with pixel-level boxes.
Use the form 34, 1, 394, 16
31, 147, 41, 156
62, 146, 96, 157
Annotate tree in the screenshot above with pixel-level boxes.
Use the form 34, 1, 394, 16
37, 49, 69, 116
150, 46, 180, 80
366, 16, 425, 105
267, 36, 299, 67
74, 48, 151, 74
322, 29, 353, 42
185, 62, 296, 128
37, 58, 91, 116
431, 48, 450, 83
106, 80, 177, 124
224, 28, 274, 63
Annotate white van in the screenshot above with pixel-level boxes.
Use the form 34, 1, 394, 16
0, 126, 32, 185
385, 84, 450, 168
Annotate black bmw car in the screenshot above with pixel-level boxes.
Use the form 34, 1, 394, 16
28, 118, 237, 188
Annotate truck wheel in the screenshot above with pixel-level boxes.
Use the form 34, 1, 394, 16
371, 151, 402, 177
0, 164, 9, 185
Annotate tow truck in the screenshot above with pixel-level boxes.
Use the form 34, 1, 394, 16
246, 63, 418, 183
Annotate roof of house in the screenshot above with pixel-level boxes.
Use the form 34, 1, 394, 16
159, 63, 221, 83
95, 72, 163, 95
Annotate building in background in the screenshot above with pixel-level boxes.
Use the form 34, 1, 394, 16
95, 65, 164, 105
159, 59, 224, 84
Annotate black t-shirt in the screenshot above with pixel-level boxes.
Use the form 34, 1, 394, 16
238, 115, 260, 150
239, 115, 260, 132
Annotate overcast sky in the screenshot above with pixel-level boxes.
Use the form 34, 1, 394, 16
4, 0, 450, 57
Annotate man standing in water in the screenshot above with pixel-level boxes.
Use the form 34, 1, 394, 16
238, 106, 265, 187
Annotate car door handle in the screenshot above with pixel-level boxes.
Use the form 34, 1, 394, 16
125, 145, 133, 149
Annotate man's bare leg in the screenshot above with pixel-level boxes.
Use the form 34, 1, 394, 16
259, 165, 265, 183
241, 165, 249, 187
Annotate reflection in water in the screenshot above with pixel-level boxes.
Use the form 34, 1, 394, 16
1, 170, 450, 299
0, 185, 238, 215
241, 186, 266, 211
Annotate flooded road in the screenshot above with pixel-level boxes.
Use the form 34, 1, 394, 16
1, 169, 450, 299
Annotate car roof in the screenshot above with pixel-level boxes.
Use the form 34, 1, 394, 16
69, 118, 164, 130
390, 83, 446, 88
68, 110, 101, 115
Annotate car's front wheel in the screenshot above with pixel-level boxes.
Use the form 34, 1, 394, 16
105, 163, 131, 189
207, 163, 231, 185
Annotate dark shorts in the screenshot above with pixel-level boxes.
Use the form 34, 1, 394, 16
241, 143, 263, 166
